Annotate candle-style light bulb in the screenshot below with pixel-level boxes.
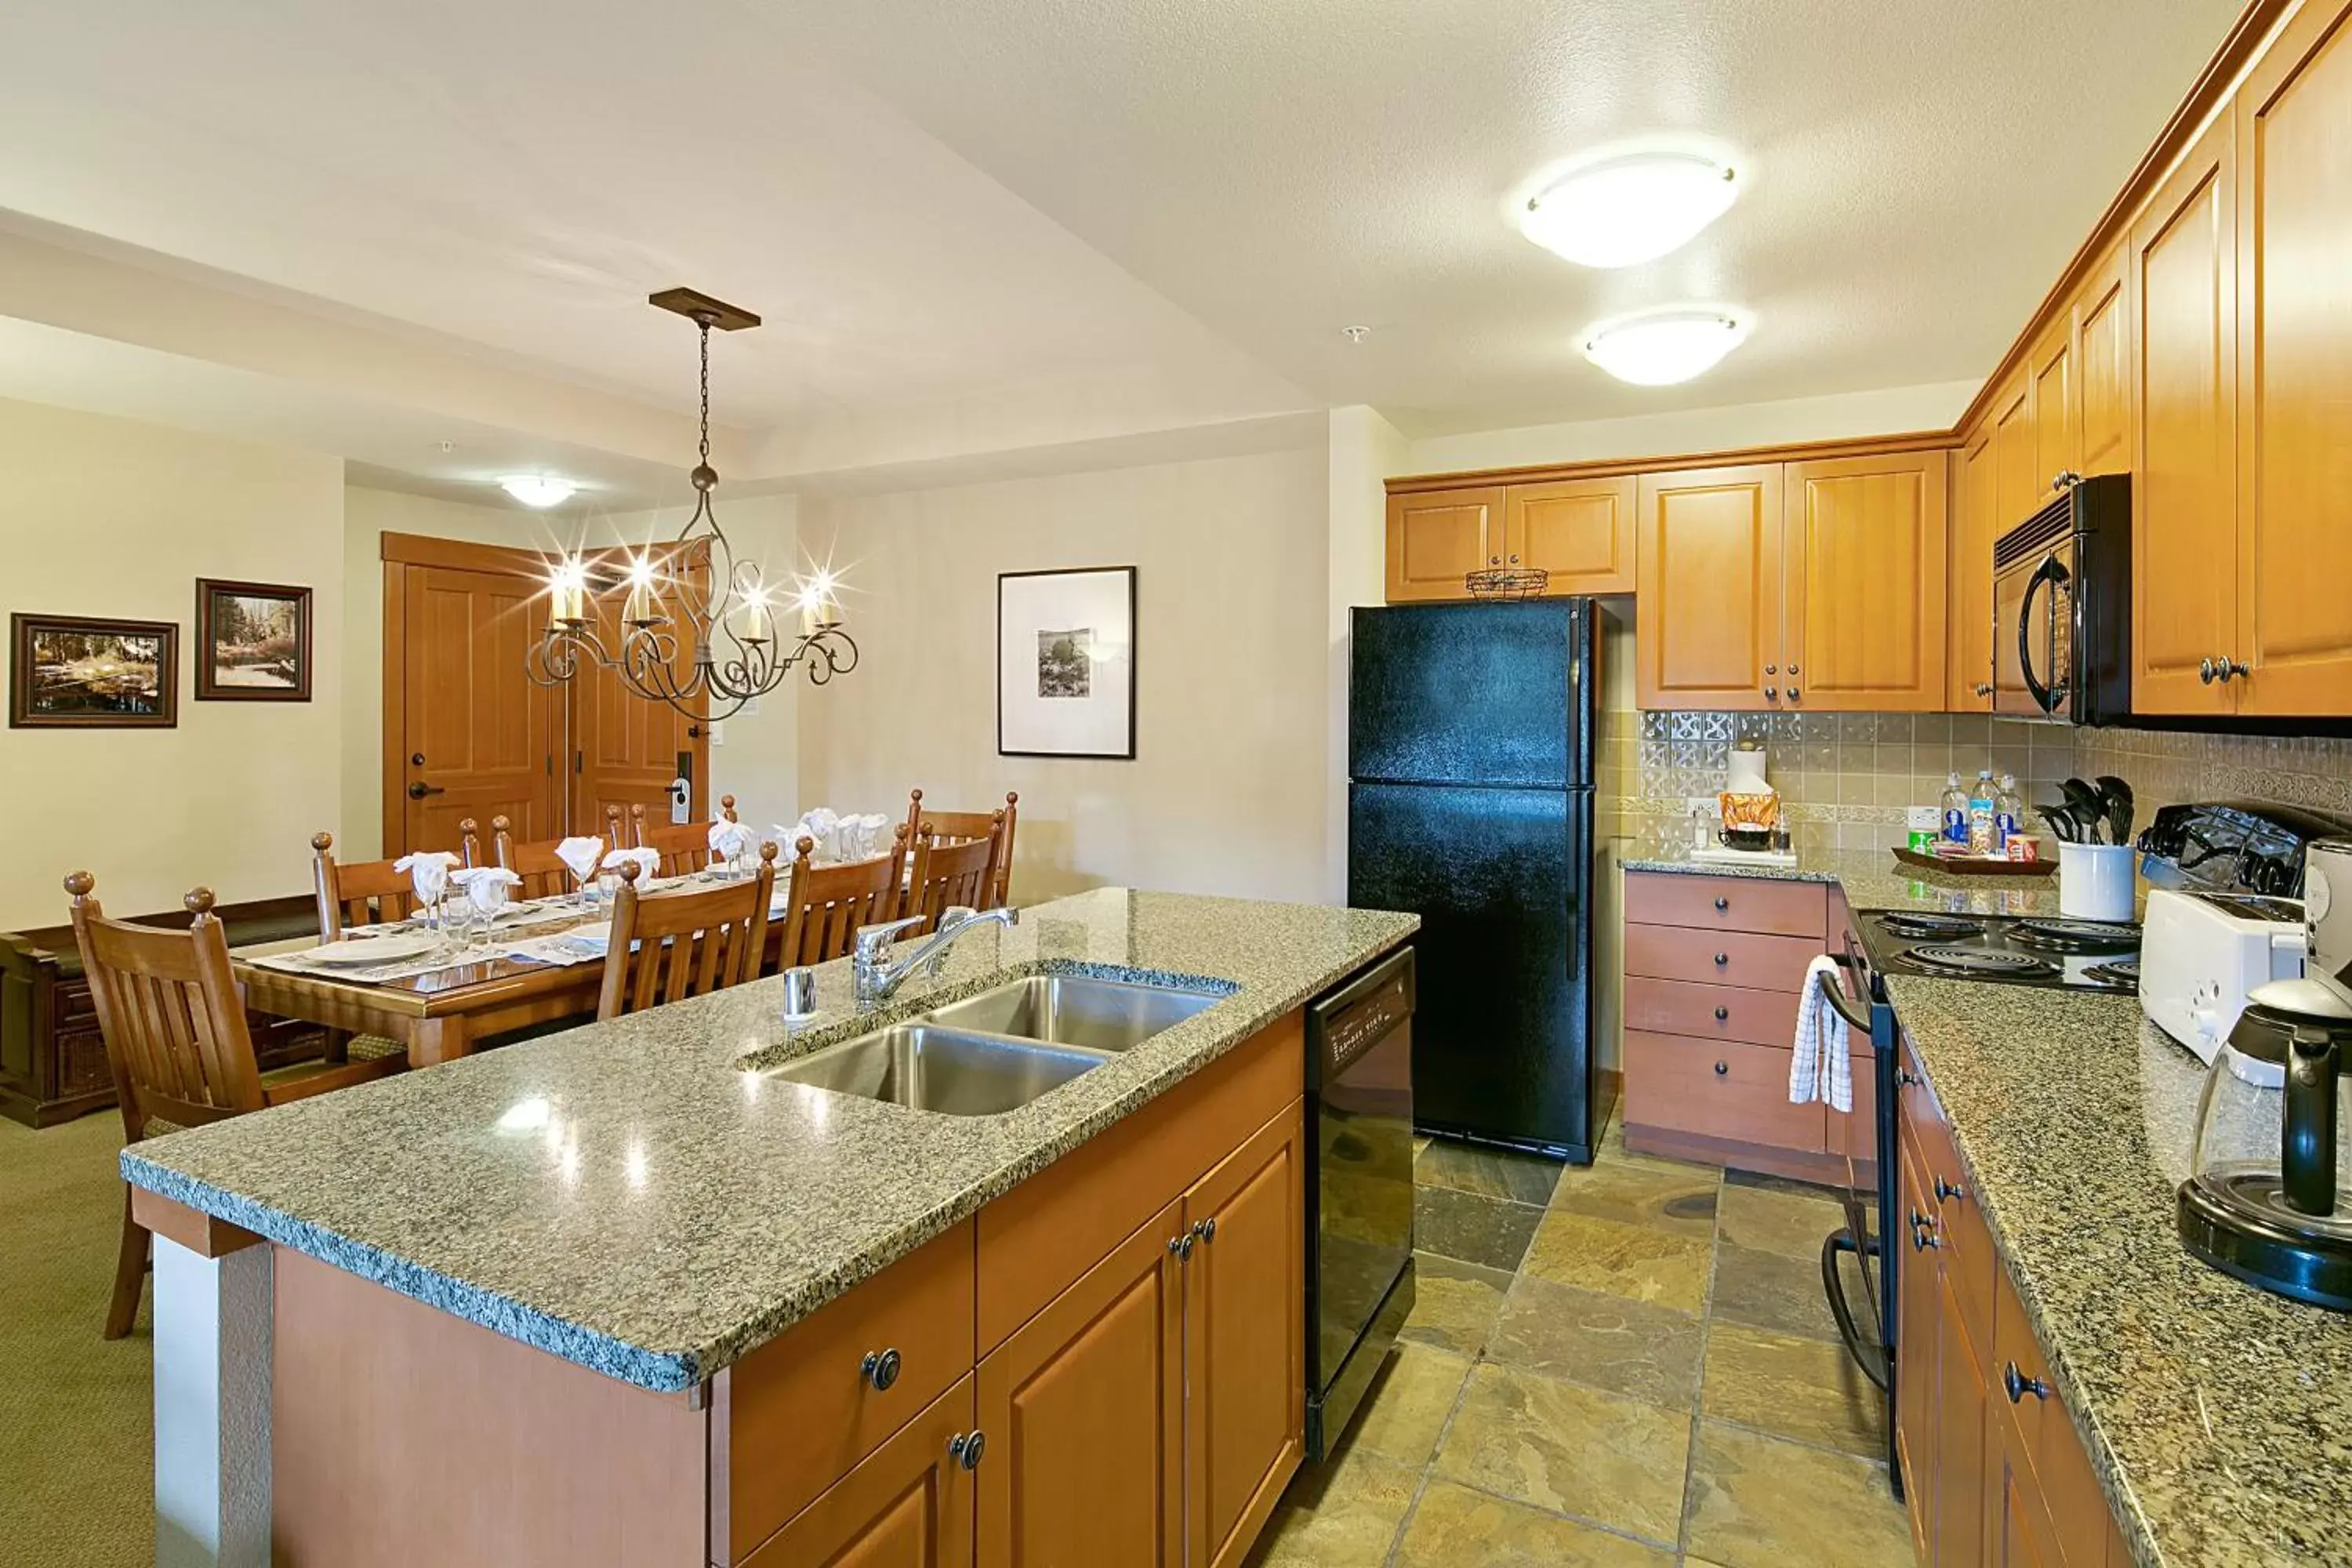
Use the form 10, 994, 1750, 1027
736, 590, 774, 645
622, 558, 660, 628
549, 559, 589, 627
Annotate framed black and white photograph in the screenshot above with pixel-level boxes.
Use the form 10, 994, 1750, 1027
997, 566, 1136, 759
9, 613, 179, 728
195, 579, 312, 701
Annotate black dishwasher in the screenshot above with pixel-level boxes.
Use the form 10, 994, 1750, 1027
1303, 945, 1416, 1460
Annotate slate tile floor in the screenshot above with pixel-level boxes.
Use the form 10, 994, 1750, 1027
1248, 1119, 1911, 1568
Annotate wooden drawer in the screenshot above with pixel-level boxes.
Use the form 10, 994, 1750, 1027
1624, 976, 1799, 1049
1910, 1097, 1994, 1363
741, 1374, 976, 1568
978, 1009, 1303, 1355
1991, 1265, 2111, 1568
1624, 873, 1829, 938
712, 1219, 977, 1563
1623, 1032, 1826, 1153
1624, 924, 1825, 993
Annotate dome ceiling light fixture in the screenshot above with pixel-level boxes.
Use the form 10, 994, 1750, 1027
500, 474, 578, 508
1519, 150, 1741, 269
1581, 307, 1755, 386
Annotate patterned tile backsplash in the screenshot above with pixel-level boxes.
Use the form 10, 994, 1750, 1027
1602, 710, 2352, 855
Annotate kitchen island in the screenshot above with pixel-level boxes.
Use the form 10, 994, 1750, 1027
122, 887, 1415, 1568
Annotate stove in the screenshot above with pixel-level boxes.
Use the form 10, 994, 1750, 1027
1859, 911, 2143, 993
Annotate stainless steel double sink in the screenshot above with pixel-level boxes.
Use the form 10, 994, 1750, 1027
764, 975, 1224, 1116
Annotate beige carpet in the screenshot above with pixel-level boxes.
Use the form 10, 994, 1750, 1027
0, 1112, 151, 1567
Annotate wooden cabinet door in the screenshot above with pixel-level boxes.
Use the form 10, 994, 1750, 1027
1896, 1138, 1940, 1563
1635, 464, 1787, 711
2132, 112, 2239, 717
1985, 1411, 2063, 1568
2233, 0, 2352, 717
1503, 476, 1638, 595
1951, 429, 1998, 710
1933, 1272, 1989, 1566
2075, 243, 2133, 480
1385, 488, 1501, 602
1782, 451, 1949, 711
978, 1200, 1185, 1568
2030, 313, 2078, 495
1182, 1102, 1305, 1568
745, 1377, 976, 1568
1991, 370, 2042, 536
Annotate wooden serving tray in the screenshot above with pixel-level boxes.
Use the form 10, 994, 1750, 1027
1892, 846, 2056, 877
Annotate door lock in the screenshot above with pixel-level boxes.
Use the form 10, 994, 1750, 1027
408, 782, 446, 800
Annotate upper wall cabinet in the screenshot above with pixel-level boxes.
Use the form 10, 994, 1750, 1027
1990, 369, 2042, 536
1951, 428, 1997, 710
2076, 241, 2134, 479
1783, 452, 1950, 712
1384, 487, 1501, 602
1636, 465, 1787, 710
1504, 476, 1639, 595
2132, 112, 2239, 717
2030, 313, 2078, 495
2232, 0, 2352, 716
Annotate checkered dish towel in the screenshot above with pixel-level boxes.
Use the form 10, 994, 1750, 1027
1789, 954, 1853, 1112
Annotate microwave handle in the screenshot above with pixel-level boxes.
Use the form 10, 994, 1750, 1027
2018, 553, 2069, 715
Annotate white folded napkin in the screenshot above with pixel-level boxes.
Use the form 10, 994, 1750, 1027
707, 818, 757, 863
601, 846, 662, 882
1790, 954, 1853, 1112
394, 851, 459, 903
796, 807, 842, 860
556, 836, 604, 884
848, 812, 891, 859
452, 865, 522, 916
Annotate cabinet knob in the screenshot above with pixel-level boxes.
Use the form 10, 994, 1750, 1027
859, 1348, 902, 1392
1973, 682, 1994, 697
1764, 686, 1780, 702
1509, 554, 1521, 564
1934, 1176, 1967, 1203
2002, 1363, 2049, 1404
949, 1430, 988, 1470
2199, 656, 2217, 685
1787, 687, 1801, 702
1715, 1006, 1730, 1022
1713, 1060, 1728, 1077
1714, 896, 1730, 911
1787, 663, 1800, 675
1192, 1216, 1218, 1243
1168, 1232, 1196, 1260
1765, 663, 1777, 675
1489, 555, 1501, 566
2218, 656, 2248, 683
1714, 952, 1730, 967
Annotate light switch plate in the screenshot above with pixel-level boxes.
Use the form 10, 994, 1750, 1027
710, 720, 726, 746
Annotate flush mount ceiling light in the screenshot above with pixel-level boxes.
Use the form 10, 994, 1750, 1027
1520, 151, 1740, 269
1581, 308, 1754, 386
500, 474, 578, 508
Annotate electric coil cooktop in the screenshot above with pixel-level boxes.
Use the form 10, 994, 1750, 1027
1860, 911, 2141, 992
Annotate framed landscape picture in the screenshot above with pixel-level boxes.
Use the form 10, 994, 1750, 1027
997, 567, 1136, 759
195, 579, 312, 702
9, 613, 179, 728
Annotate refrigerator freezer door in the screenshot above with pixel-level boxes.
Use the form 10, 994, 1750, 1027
1348, 779, 1594, 1155
1349, 601, 1590, 789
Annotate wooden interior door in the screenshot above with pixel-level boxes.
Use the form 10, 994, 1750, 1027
1951, 430, 1998, 710
977, 1200, 1185, 1568
1503, 476, 1638, 595
1780, 450, 1948, 712
1384, 488, 1500, 602
1634, 464, 1787, 711
2132, 112, 2238, 717
744, 1377, 977, 1568
572, 581, 710, 838
2075, 243, 2133, 480
397, 564, 558, 856
2030, 313, 2078, 494
1182, 1102, 1304, 1568
1991, 370, 2042, 536
2232, 0, 2352, 717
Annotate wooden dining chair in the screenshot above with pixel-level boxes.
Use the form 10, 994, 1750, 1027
906, 819, 1002, 936
492, 816, 579, 901
626, 795, 739, 877
902, 789, 1018, 908
311, 826, 480, 940
775, 829, 909, 966
595, 844, 778, 1021
67, 872, 405, 1338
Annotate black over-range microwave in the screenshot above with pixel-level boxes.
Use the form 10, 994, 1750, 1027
1990, 474, 2131, 726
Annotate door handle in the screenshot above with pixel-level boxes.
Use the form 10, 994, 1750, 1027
2017, 553, 2069, 714
408, 782, 446, 800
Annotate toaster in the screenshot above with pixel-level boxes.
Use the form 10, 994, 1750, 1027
2140, 886, 2307, 1066
2310, 839, 2352, 1011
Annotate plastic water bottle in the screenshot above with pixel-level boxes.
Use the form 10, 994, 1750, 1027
1940, 772, 1969, 846
1968, 769, 1998, 855
1994, 774, 2024, 854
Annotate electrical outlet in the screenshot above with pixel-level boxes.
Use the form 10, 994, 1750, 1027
1685, 795, 1719, 817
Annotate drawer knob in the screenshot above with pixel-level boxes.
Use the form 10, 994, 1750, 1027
2002, 1363, 2049, 1404
860, 1348, 902, 1392
1911, 1221, 1940, 1252
1934, 1176, 1967, 1203
1713, 1060, 1728, 1076
1192, 1215, 1218, 1244
1714, 953, 1730, 967
1714, 1006, 1730, 1022
949, 1430, 988, 1470
1714, 896, 1730, 911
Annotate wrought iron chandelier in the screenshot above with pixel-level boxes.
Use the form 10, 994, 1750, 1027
527, 288, 855, 720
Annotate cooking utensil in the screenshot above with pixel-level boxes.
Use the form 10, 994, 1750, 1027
2060, 779, 2108, 843
2036, 804, 2078, 844
2095, 775, 2136, 844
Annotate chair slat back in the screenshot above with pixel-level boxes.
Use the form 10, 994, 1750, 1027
902, 790, 1018, 908
777, 831, 906, 967
908, 820, 1000, 935
627, 802, 724, 878
492, 816, 577, 901
311, 826, 479, 939
596, 848, 777, 1021
66, 875, 264, 1142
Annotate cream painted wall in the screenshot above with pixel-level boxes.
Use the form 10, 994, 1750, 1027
1324, 405, 1408, 902
1403, 379, 1979, 475
0, 396, 344, 929
797, 445, 1330, 903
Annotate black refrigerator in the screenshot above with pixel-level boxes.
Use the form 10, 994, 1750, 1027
1347, 599, 1605, 1161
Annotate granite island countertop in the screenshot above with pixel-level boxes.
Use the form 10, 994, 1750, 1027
122, 888, 1415, 1395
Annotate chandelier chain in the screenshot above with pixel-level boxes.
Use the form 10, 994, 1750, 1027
697, 318, 713, 469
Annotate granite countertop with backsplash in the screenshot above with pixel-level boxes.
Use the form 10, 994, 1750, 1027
1887, 977, 2352, 1568
121, 888, 1414, 1395
1617, 840, 2082, 917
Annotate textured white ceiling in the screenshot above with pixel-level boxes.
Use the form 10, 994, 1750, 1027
0, 0, 2241, 456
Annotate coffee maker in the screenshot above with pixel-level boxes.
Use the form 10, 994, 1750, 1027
2176, 840, 2352, 1308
